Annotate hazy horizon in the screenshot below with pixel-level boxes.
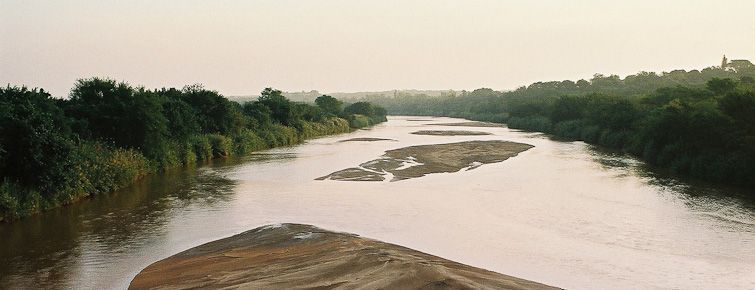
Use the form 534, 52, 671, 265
2, 0, 754, 97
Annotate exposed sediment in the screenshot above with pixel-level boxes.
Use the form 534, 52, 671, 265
338, 137, 396, 142
411, 130, 493, 136
129, 224, 558, 290
435, 121, 506, 128
317, 140, 533, 181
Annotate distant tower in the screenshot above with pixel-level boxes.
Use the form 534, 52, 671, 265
722, 55, 729, 69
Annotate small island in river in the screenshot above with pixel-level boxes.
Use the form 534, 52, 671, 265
317, 140, 534, 181
411, 130, 493, 136
129, 224, 558, 290
435, 121, 506, 128
338, 137, 397, 142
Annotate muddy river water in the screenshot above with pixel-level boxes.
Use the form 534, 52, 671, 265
1, 116, 754, 289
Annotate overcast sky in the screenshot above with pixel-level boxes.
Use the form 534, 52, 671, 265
1, 0, 754, 97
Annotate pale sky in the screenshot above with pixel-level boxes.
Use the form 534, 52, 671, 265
1, 0, 754, 97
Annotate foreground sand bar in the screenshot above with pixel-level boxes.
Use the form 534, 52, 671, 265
130, 224, 559, 290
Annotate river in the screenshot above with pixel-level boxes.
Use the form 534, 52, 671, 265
1, 116, 754, 289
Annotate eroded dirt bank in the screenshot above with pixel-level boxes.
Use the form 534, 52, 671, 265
317, 140, 534, 181
129, 224, 558, 290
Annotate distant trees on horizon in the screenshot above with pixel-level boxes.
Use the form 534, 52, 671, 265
363, 61, 755, 190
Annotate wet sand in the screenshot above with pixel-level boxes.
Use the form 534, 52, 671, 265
338, 137, 396, 142
411, 130, 493, 136
436, 121, 506, 128
317, 140, 534, 181
129, 224, 558, 290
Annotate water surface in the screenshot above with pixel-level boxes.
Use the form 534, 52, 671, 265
1, 116, 754, 289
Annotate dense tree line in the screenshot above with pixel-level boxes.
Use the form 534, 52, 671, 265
367, 63, 754, 119
363, 63, 755, 190
0, 78, 387, 221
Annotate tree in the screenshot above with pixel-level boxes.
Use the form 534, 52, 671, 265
343, 101, 375, 116
296, 103, 325, 122
0, 86, 75, 191
706, 78, 737, 95
315, 95, 343, 116
550, 96, 588, 123
719, 90, 755, 136
66, 78, 168, 153
258, 88, 297, 125
242, 101, 273, 129
161, 93, 200, 140
586, 97, 639, 130
180, 84, 245, 134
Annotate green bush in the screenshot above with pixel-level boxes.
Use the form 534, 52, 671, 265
72, 142, 151, 197
234, 129, 268, 155
579, 125, 601, 143
506, 116, 552, 132
0, 181, 21, 221
208, 134, 233, 157
178, 141, 197, 165
552, 120, 587, 139
293, 118, 351, 139
190, 135, 213, 161
148, 142, 181, 169
107, 147, 151, 186
348, 114, 371, 128
294, 121, 317, 139
281, 125, 301, 145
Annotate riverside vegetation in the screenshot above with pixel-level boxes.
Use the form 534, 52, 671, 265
362, 60, 755, 190
0, 79, 387, 221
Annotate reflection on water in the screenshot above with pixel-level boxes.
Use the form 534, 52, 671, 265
0, 165, 237, 289
1, 116, 754, 289
589, 145, 755, 228
590, 145, 755, 227
243, 152, 298, 163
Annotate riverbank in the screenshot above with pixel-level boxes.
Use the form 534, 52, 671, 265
3, 116, 753, 289
0, 117, 382, 222
129, 224, 559, 289
1, 82, 393, 222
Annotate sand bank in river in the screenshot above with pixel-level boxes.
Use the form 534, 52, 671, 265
411, 130, 493, 136
317, 140, 533, 181
338, 137, 396, 142
435, 121, 506, 128
129, 224, 558, 290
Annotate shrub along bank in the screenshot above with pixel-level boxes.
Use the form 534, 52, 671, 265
0, 79, 386, 221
